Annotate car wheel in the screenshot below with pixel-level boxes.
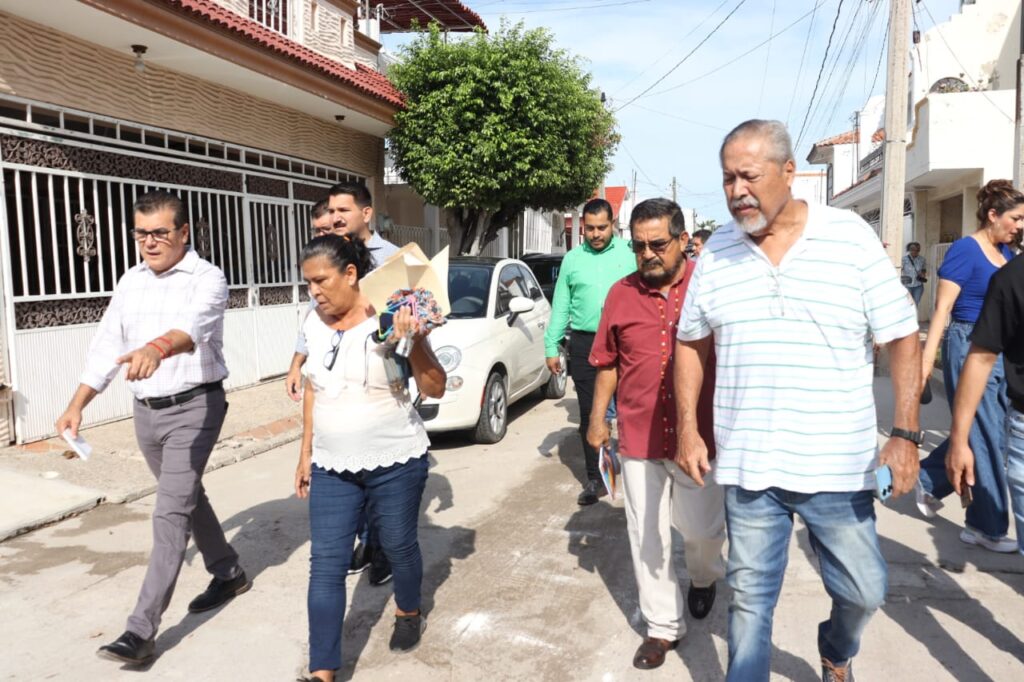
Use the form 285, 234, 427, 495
474, 371, 508, 444
542, 344, 568, 399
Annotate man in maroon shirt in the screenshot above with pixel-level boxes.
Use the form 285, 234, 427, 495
588, 198, 726, 670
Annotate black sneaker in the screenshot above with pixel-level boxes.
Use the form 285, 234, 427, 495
369, 549, 392, 586
187, 569, 251, 613
389, 613, 424, 652
348, 542, 371, 576
577, 479, 606, 506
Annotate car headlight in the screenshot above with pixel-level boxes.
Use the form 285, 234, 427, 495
435, 345, 462, 372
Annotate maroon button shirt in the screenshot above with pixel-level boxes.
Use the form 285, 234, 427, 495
589, 261, 716, 461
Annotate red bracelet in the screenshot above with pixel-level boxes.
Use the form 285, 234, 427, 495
146, 341, 169, 359
153, 336, 175, 358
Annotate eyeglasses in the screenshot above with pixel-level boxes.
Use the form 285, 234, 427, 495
631, 238, 673, 254
323, 329, 344, 370
131, 227, 180, 243
312, 227, 335, 237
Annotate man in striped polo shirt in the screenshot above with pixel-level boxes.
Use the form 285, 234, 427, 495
674, 120, 922, 682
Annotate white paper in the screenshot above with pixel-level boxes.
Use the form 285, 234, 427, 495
61, 428, 93, 461
360, 244, 450, 316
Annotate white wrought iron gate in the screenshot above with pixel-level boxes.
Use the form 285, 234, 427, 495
0, 98, 360, 442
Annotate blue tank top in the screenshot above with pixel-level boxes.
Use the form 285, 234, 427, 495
937, 237, 1015, 323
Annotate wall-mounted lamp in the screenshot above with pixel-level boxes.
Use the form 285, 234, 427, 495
335, 114, 346, 122
131, 44, 148, 74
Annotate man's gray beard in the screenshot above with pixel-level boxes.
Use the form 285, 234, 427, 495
736, 210, 768, 235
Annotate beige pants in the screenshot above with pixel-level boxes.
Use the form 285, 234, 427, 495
620, 456, 727, 641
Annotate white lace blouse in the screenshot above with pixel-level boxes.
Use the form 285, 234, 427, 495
302, 312, 430, 473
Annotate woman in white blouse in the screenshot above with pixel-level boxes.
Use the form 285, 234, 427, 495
293, 235, 445, 682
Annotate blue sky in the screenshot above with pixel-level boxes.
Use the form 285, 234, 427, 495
385, 0, 962, 223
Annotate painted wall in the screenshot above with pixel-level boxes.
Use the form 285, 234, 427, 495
911, 0, 1020, 96
0, 11, 383, 178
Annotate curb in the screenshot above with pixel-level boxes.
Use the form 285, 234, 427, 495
3, 425, 303, 539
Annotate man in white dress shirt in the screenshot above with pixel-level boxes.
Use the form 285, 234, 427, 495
56, 190, 248, 666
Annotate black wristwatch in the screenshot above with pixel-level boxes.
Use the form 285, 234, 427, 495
890, 427, 924, 446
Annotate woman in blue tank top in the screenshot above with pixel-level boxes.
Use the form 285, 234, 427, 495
915, 180, 1024, 552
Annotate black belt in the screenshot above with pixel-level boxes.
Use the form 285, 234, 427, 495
570, 330, 596, 336
137, 381, 223, 410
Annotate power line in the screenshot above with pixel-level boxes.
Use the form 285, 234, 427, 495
480, 0, 651, 15
786, 0, 823, 129
612, 0, 750, 112
611, 0, 733, 98
794, 0, 847, 151
629, 104, 728, 131
646, 1, 827, 99
756, 0, 777, 116
866, 13, 889, 100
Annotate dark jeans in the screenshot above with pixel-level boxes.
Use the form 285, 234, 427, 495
919, 320, 1009, 539
307, 455, 429, 672
569, 331, 600, 482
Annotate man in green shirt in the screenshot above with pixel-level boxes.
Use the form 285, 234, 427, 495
545, 198, 637, 505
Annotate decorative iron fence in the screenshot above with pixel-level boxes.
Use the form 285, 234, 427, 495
0, 120, 353, 441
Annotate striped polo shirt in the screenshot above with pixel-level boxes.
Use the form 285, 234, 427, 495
677, 202, 918, 493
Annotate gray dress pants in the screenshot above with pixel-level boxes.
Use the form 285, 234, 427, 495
126, 387, 240, 640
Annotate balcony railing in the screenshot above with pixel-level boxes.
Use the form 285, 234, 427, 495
859, 145, 884, 175
249, 0, 290, 35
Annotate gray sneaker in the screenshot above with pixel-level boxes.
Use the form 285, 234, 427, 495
821, 658, 853, 682
389, 613, 425, 652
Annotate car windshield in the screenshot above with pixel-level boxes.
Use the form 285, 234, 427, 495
447, 263, 493, 319
525, 259, 560, 287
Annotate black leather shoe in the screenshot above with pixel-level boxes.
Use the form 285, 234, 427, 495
97, 631, 154, 665
349, 542, 371, 576
687, 581, 716, 619
577, 479, 606, 506
187, 569, 252, 613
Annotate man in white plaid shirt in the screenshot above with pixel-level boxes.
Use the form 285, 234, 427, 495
56, 190, 249, 666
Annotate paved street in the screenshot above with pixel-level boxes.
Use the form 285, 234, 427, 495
2, 382, 1024, 680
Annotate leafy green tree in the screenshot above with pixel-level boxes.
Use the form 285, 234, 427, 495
696, 218, 719, 232
387, 23, 618, 254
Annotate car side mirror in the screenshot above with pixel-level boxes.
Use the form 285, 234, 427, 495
507, 295, 534, 325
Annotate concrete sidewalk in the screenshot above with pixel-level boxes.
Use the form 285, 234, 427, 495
0, 381, 301, 541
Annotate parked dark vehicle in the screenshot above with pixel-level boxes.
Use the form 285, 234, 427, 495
520, 252, 564, 303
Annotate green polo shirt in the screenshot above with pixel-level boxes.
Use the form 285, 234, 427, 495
544, 235, 637, 357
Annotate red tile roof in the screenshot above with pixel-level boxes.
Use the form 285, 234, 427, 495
813, 128, 885, 147
377, 0, 486, 33
162, 0, 404, 108
600, 186, 628, 220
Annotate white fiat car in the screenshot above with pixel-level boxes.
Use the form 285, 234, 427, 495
414, 257, 567, 443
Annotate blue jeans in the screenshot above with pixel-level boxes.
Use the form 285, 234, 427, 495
1006, 408, 1024, 555
724, 487, 887, 682
307, 455, 429, 672
919, 320, 1009, 538
905, 284, 923, 307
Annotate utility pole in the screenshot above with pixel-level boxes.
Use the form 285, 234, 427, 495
1014, 3, 1023, 188
880, 0, 910, 265
631, 170, 637, 205
671, 176, 677, 203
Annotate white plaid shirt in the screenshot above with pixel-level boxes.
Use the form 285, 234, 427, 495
80, 249, 229, 399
